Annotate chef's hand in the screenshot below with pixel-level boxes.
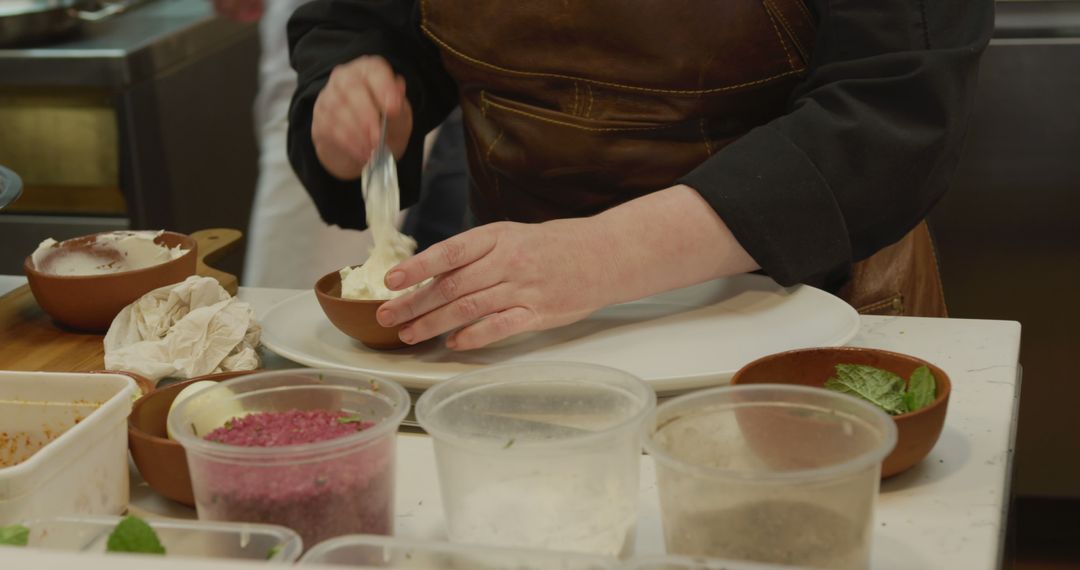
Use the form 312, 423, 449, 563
211, 0, 264, 22
312, 56, 412, 180
376, 220, 612, 350
377, 185, 762, 350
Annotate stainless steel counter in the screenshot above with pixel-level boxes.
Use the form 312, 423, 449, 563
0, 0, 259, 276
0, 0, 251, 89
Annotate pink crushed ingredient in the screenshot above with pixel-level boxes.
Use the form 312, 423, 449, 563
195, 408, 392, 547
204, 409, 374, 447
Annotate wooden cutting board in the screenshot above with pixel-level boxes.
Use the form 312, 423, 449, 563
0, 229, 241, 373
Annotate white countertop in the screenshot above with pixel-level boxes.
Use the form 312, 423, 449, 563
0, 274, 26, 298
3, 281, 1023, 569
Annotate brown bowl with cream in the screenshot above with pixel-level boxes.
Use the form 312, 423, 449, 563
314, 269, 408, 350
24, 230, 196, 331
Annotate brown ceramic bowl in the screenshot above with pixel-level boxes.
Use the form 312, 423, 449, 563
24, 231, 197, 331
731, 347, 951, 478
127, 370, 255, 506
314, 269, 408, 350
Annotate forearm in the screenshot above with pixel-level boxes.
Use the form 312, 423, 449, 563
587, 184, 760, 306
286, 0, 458, 230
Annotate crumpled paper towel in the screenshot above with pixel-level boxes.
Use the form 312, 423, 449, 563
104, 276, 260, 383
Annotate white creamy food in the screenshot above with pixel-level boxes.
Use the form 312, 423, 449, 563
31, 230, 188, 276
339, 155, 421, 300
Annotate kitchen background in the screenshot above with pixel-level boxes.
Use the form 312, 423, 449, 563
0, 0, 1078, 567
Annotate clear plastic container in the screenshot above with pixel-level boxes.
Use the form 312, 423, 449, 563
0, 371, 137, 525
299, 534, 618, 569
415, 362, 657, 557
168, 369, 410, 548
623, 554, 808, 569
23, 515, 302, 562
643, 385, 897, 570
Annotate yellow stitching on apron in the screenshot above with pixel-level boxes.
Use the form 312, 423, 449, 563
485, 130, 503, 165
699, 118, 713, 157
791, 0, 814, 29
585, 84, 594, 119
765, 0, 808, 62
856, 294, 904, 315
925, 222, 950, 316
421, 25, 804, 96
761, 1, 797, 71
464, 114, 495, 192
483, 97, 669, 133
485, 129, 504, 201
481, 92, 665, 134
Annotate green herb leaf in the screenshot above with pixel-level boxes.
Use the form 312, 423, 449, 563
825, 364, 908, 415
266, 544, 282, 560
106, 516, 166, 555
503, 438, 515, 449
337, 415, 364, 424
903, 366, 937, 413
0, 524, 29, 547
823, 377, 856, 396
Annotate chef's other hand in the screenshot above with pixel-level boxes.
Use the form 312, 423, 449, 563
312, 55, 412, 181
211, 0, 263, 22
376, 220, 611, 350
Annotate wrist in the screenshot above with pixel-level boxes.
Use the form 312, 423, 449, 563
589, 184, 761, 303
540, 217, 624, 312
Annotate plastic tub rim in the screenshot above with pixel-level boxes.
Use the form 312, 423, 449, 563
415, 361, 658, 452
642, 383, 898, 484
168, 368, 410, 460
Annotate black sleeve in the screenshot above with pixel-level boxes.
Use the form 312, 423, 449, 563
679, 0, 994, 289
286, 0, 459, 231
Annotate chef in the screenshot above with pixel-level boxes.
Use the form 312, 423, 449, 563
286, 0, 994, 350
211, 0, 375, 289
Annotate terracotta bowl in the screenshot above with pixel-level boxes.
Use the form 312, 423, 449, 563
314, 269, 407, 350
24, 231, 197, 331
127, 370, 256, 506
731, 347, 951, 478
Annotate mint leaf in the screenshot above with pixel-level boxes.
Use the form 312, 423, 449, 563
266, 544, 282, 560
824, 377, 855, 395
0, 524, 28, 546
904, 366, 937, 413
106, 516, 165, 555
826, 364, 908, 415
337, 415, 364, 424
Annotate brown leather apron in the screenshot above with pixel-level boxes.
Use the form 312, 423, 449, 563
420, 0, 947, 317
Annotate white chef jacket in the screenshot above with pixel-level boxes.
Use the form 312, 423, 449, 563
243, 0, 375, 289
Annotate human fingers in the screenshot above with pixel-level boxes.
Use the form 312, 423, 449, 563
377, 256, 499, 327
312, 86, 371, 179
445, 306, 541, 350
329, 57, 410, 156
352, 56, 406, 117
384, 226, 501, 291
396, 283, 516, 345
327, 61, 389, 152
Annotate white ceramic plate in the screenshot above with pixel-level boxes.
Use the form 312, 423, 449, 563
260, 274, 859, 394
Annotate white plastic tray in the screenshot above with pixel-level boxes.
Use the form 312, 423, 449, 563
24, 515, 302, 562
0, 371, 137, 524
